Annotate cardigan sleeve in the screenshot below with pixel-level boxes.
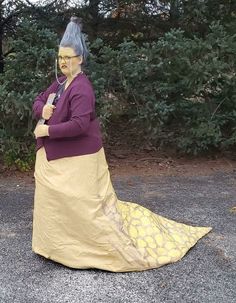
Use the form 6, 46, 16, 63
32, 80, 58, 120
48, 89, 93, 139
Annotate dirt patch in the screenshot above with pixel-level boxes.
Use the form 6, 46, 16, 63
1, 146, 236, 185
103, 117, 236, 177
1, 118, 236, 181
107, 150, 236, 177
102, 134, 236, 177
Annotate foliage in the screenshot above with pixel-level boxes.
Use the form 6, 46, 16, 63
0, 20, 57, 168
0, 1, 236, 170
1, 136, 35, 172
88, 22, 236, 154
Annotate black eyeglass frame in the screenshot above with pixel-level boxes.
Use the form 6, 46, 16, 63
57, 55, 80, 61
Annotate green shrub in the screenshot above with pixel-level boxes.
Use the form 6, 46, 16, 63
1, 20, 236, 170
0, 20, 57, 168
88, 22, 236, 154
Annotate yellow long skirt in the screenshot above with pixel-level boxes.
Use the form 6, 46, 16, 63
32, 146, 212, 272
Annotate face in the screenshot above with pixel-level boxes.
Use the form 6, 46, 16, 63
58, 47, 83, 77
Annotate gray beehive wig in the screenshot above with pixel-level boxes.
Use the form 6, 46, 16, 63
60, 16, 89, 63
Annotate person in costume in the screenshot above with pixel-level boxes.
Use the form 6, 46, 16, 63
32, 16, 212, 272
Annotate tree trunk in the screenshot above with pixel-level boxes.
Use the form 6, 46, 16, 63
169, 0, 181, 22
88, 0, 100, 19
0, 2, 4, 73
88, 0, 101, 39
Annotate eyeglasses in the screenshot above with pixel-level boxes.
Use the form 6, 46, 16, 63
57, 55, 79, 61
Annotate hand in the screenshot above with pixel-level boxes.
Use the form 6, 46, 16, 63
34, 125, 49, 138
42, 104, 56, 120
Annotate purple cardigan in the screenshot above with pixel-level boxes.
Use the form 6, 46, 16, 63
32, 73, 103, 161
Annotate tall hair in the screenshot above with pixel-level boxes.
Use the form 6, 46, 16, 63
59, 16, 89, 63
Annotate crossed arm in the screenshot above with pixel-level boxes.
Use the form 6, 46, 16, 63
33, 83, 94, 139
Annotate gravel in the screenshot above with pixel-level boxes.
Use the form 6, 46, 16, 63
0, 172, 235, 303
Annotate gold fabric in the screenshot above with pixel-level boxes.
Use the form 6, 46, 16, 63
32, 146, 212, 272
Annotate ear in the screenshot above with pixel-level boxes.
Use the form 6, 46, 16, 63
78, 56, 83, 65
